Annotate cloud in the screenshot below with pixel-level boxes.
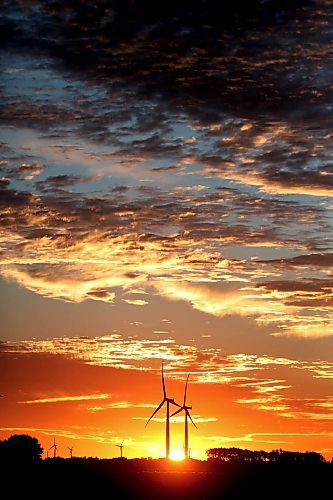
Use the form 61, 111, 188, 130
122, 299, 149, 306
2, 0, 333, 341
2, 334, 300, 376
17, 163, 44, 180
18, 393, 111, 404
88, 401, 157, 412
236, 395, 333, 422
0, 426, 118, 444
35, 175, 98, 191
2, 332, 332, 384
201, 431, 333, 445
0, 181, 332, 336
1, 332, 332, 426
154, 280, 282, 319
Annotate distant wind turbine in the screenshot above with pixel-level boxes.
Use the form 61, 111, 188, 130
68, 446, 74, 459
145, 362, 181, 459
49, 438, 58, 458
171, 374, 197, 459
115, 440, 124, 458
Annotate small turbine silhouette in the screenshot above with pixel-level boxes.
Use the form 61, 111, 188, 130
49, 438, 58, 458
115, 440, 124, 458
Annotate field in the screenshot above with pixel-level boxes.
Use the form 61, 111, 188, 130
3, 459, 331, 499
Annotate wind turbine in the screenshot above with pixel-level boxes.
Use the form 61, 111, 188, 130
115, 440, 124, 458
145, 363, 181, 459
171, 374, 197, 459
49, 438, 58, 458
68, 446, 74, 458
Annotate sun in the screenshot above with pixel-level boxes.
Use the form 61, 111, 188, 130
169, 450, 185, 461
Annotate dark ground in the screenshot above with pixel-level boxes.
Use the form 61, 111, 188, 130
1, 458, 332, 499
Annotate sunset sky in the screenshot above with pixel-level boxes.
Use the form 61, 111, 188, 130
1, 0, 333, 461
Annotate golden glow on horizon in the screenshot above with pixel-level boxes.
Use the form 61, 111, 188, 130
169, 449, 185, 461
1, 341, 333, 461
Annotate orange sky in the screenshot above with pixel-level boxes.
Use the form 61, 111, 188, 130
1, 326, 332, 460
1, 0, 333, 463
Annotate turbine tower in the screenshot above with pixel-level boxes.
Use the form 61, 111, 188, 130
68, 446, 74, 458
115, 440, 124, 458
171, 374, 197, 459
145, 362, 180, 459
49, 438, 58, 458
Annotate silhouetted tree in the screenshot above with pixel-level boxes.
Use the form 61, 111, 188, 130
207, 447, 326, 464
206, 447, 269, 462
268, 449, 325, 464
0, 434, 43, 462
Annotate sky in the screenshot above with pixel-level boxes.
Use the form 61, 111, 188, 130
1, 0, 333, 461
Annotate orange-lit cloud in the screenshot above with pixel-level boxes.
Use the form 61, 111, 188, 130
88, 402, 156, 412
19, 394, 111, 404
1, 168, 333, 338
2, 334, 333, 426
122, 299, 149, 306
0, 426, 119, 444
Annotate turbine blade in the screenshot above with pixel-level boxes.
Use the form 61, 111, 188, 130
145, 400, 165, 427
162, 362, 166, 399
184, 374, 190, 406
170, 407, 183, 418
187, 410, 197, 429
171, 400, 181, 408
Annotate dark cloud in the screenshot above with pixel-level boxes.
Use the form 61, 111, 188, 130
0, 185, 35, 210
2, 0, 333, 336
258, 253, 333, 268
35, 175, 96, 191
0, 0, 322, 128
255, 277, 333, 310
0, 177, 328, 254
256, 279, 333, 293
2, 0, 333, 202
0, 178, 10, 187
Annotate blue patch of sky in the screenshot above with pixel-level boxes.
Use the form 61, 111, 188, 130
221, 245, 300, 261
1, 52, 106, 105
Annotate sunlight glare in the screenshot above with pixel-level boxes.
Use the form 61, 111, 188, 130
169, 450, 185, 461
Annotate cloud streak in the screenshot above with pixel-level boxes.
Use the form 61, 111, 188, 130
1, 333, 332, 424
19, 394, 111, 405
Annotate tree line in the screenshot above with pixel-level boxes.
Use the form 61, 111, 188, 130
0, 435, 331, 465
206, 447, 327, 464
